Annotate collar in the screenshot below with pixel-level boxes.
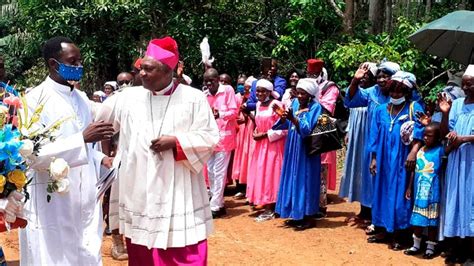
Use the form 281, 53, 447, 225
47, 76, 75, 95
153, 81, 173, 96
205, 84, 226, 96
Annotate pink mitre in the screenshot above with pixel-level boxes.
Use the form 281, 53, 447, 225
145, 36, 179, 70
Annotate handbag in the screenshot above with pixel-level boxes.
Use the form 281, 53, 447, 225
305, 114, 343, 156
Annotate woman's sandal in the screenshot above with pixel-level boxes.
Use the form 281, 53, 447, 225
365, 224, 377, 235
404, 247, 421, 256
367, 234, 386, 243
423, 249, 436, 259
390, 242, 403, 251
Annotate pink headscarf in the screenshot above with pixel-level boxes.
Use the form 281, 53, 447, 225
145, 36, 179, 70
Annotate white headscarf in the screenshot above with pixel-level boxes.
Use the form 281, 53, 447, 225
463, 64, 474, 77
245, 76, 257, 86
297, 78, 320, 102
256, 79, 280, 99
391, 71, 416, 89
93, 91, 106, 97
364, 62, 378, 77
378, 61, 401, 76
104, 81, 117, 90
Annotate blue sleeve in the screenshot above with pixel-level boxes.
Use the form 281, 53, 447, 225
245, 80, 258, 111
412, 101, 425, 141
448, 99, 460, 131
344, 86, 370, 108
369, 105, 381, 154
411, 89, 425, 108
298, 102, 322, 138
272, 118, 291, 130
273, 76, 287, 101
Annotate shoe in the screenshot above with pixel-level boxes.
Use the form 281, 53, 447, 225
367, 234, 386, 243
283, 219, 299, 227
111, 234, 128, 261
233, 192, 245, 200
293, 219, 315, 231
423, 250, 435, 260
255, 211, 275, 222
104, 227, 112, 236
390, 242, 403, 251
404, 247, 421, 256
212, 208, 227, 218
313, 211, 327, 220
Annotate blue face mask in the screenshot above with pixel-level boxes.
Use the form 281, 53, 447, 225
55, 59, 83, 81
236, 84, 245, 93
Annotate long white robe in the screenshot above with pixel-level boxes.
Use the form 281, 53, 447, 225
19, 77, 104, 266
96, 82, 219, 249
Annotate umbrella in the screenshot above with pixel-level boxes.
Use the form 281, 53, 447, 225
408, 10, 474, 65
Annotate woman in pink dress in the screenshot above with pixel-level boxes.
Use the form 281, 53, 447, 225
247, 79, 287, 222
232, 76, 257, 198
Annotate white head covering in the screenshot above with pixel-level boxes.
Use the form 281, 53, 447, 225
463, 64, 474, 77
104, 81, 117, 90
378, 61, 401, 76
93, 90, 106, 97
245, 76, 257, 86
391, 71, 416, 89
296, 78, 320, 102
364, 62, 378, 77
256, 79, 280, 99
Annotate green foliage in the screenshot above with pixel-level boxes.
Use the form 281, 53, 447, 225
0, 0, 468, 101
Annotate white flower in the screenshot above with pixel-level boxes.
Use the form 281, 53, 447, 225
56, 178, 70, 195
50, 158, 70, 180
19, 139, 34, 157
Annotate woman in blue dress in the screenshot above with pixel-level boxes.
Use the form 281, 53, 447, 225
339, 62, 378, 222
439, 65, 474, 264
273, 78, 322, 231
367, 71, 425, 250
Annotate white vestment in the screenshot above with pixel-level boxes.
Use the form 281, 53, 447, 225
19, 77, 104, 266
96, 82, 219, 249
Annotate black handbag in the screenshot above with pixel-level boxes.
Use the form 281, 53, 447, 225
305, 114, 343, 156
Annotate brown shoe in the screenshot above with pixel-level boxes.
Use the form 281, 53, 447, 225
111, 234, 128, 261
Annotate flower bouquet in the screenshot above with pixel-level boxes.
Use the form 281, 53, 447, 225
0, 85, 70, 231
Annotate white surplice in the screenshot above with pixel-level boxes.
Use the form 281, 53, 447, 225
96, 82, 219, 249
19, 77, 105, 266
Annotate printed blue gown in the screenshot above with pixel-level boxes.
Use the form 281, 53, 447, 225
274, 99, 322, 220
369, 101, 424, 232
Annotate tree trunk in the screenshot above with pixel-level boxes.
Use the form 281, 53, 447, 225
384, 0, 392, 32
369, 0, 384, 34
425, 0, 432, 17
344, 0, 355, 34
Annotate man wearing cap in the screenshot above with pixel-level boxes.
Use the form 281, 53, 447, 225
306, 58, 341, 218
19, 36, 115, 265
242, 58, 286, 112
97, 36, 219, 265
203, 68, 238, 218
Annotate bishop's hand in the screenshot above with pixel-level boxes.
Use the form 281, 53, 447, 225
83, 121, 114, 143
150, 136, 177, 153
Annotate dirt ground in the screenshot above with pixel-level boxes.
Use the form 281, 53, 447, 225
1, 188, 444, 265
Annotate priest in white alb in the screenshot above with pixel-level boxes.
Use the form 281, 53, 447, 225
19, 36, 114, 265
96, 36, 219, 265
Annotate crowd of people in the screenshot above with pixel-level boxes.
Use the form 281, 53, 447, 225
0, 34, 473, 265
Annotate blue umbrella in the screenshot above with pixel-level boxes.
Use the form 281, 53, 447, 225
408, 10, 474, 65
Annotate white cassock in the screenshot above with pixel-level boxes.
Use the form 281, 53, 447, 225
19, 77, 105, 265
96, 82, 219, 249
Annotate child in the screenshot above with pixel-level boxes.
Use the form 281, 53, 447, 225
404, 122, 443, 259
